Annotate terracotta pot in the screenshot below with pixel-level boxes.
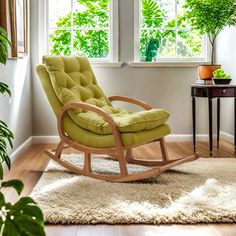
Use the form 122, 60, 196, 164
198, 65, 221, 80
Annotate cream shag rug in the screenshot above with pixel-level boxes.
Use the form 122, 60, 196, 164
31, 155, 236, 224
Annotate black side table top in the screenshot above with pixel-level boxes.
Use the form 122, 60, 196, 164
191, 84, 236, 88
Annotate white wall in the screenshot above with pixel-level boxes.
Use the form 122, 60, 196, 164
31, 0, 210, 137
0, 57, 32, 153
216, 26, 236, 138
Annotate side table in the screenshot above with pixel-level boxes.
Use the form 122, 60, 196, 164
191, 84, 236, 156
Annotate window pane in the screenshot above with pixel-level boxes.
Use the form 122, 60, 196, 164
158, 30, 176, 58
48, 0, 110, 58
176, 0, 190, 28
141, 0, 175, 28
141, 0, 165, 28
73, 30, 109, 58
48, 0, 71, 28
140, 29, 176, 61
73, 0, 109, 28
140, 30, 162, 59
177, 0, 185, 14
177, 30, 203, 58
16, 0, 25, 53
49, 30, 72, 56
140, 0, 204, 60
158, 0, 175, 25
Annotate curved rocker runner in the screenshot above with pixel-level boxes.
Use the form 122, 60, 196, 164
36, 56, 198, 182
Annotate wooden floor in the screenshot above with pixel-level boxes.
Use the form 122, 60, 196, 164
4, 140, 236, 236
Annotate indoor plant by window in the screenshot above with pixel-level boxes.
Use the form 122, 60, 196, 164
213, 68, 232, 85
145, 38, 161, 61
0, 26, 45, 235
184, 0, 236, 79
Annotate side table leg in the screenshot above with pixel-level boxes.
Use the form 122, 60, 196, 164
192, 97, 196, 153
235, 98, 236, 153
208, 98, 213, 156
217, 98, 220, 149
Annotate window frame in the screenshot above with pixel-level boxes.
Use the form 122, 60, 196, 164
38, 0, 121, 66
133, 0, 211, 65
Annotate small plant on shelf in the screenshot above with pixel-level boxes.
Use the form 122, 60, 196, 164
213, 69, 232, 85
145, 38, 161, 62
0, 26, 45, 235
213, 69, 231, 79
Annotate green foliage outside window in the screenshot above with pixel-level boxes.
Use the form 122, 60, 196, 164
50, 0, 109, 58
140, 0, 202, 60
49, 0, 202, 60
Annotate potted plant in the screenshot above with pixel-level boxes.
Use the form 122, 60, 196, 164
212, 68, 232, 85
145, 38, 161, 61
0, 26, 45, 235
183, 0, 236, 79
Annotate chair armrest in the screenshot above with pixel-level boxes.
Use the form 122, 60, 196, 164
57, 102, 123, 148
109, 95, 152, 110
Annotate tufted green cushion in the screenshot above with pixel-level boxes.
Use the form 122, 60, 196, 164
43, 56, 169, 135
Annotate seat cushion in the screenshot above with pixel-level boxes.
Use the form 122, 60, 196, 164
63, 113, 171, 148
43, 56, 169, 135
76, 106, 169, 134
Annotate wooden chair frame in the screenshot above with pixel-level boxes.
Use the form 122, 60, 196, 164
46, 95, 198, 182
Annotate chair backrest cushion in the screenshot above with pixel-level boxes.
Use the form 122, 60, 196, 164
43, 56, 111, 109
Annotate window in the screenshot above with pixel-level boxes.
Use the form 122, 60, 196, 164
134, 0, 210, 63
46, 0, 118, 62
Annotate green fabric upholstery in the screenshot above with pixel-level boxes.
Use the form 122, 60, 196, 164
36, 56, 171, 148
42, 56, 170, 134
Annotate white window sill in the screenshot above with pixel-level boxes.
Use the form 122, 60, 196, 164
129, 61, 211, 68
91, 62, 123, 68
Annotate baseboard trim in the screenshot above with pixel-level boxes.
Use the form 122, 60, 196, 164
10, 137, 32, 162
32, 136, 60, 144
220, 131, 234, 144
165, 134, 209, 142
31, 134, 210, 144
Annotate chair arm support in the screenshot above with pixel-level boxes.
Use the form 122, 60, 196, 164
57, 102, 124, 148
109, 95, 152, 110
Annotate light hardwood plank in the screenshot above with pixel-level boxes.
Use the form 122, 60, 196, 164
210, 224, 236, 236
45, 225, 78, 236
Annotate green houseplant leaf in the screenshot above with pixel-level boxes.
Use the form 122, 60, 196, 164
0, 26, 11, 65
0, 120, 14, 171
0, 20, 45, 236
0, 82, 11, 97
183, 0, 236, 64
0, 197, 45, 236
0, 138, 11, 171
1, 180, 24, 195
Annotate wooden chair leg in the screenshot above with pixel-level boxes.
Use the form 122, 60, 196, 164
84, 152, 92, 173
159, 138, 169, 161
126, 149, 133, 161
117, 150, 128, 176
54, 140, 65, 159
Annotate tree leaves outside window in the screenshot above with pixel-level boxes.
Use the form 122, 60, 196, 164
49, 0, 109, 58
140, 0, 203, 61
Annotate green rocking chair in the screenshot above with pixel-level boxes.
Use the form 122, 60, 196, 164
36, 56, 198, 182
